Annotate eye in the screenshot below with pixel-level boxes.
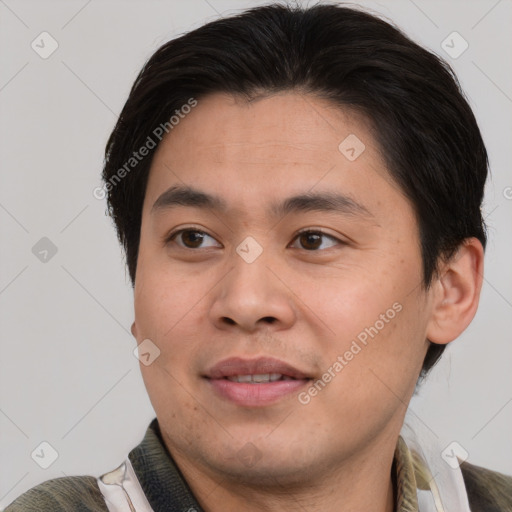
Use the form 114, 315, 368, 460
289, 229, 343, 251
166, 228, 344, 251
167, 229, 221, 249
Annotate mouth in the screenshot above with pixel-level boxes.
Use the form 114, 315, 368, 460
204, 357, 312, 407
224, 373, 298, 383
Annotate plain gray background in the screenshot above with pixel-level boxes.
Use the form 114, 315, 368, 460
1, 0, 511, 508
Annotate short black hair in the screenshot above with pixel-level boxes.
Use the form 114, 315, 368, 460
102, 3, 488, 377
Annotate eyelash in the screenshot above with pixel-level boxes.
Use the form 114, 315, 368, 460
165, 227, 344, 251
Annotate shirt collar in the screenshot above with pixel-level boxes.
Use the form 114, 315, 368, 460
128, 418, 203, 511
395, 435, 420, 511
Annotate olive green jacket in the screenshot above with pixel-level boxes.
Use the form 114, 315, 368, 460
5, 418, 512, 511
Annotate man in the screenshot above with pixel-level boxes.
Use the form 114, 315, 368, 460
6, 3, 512, 511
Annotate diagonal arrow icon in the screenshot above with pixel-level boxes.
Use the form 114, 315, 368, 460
31, 441, 59, 468
440, 32, 468, 59
339, 134, 365, 161
134, 339, 161, 366
237, 442, 262, 468
32, 237, 58, 262
31, 31, 59, 59
236, 236, 263, 263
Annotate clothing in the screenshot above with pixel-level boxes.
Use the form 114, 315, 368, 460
5, 418, 512, 511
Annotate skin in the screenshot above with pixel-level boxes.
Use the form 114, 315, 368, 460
131, 92, 484, 512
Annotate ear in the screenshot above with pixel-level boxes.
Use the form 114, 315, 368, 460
131, 321, 138, 339
426, 238, 484, 345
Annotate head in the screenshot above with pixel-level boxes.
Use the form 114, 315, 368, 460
102, 3, 486, 487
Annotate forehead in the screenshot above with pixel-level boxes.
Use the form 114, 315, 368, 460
143, 92, 408, 223
155, 92, 371, 165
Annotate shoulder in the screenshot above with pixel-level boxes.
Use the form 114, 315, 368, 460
4, 475, 108, 512
461, 461, 512, 512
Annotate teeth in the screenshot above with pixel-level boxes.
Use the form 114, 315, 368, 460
235, 375, 253, 383
226, 373, 287, 383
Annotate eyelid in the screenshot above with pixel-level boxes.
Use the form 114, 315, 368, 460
297, 226, 356, 247
294, 227, 339, 237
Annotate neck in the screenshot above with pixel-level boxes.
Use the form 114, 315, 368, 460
165, 432, 398, 512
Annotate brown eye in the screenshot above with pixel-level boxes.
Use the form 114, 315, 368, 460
299, 232, 322, 250
291, 230, 341, 251
169, 229, 219, 249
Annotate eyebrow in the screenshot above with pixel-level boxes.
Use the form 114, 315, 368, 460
152, 184, 373, 219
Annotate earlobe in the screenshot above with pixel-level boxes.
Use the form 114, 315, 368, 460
426, 238, 484, 345
131, 321, 138, 339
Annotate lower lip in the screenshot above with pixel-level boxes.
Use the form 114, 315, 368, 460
206, 378, 309, 407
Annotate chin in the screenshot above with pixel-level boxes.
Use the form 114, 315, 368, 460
208, 453, 317, 488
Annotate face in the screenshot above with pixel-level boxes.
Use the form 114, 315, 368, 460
132, 92, 433, 485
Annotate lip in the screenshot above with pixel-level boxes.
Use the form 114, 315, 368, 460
204, 357, 312, 407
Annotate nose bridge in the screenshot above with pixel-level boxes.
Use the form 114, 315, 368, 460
210, 240, 296, 331
227, 242, 276, 308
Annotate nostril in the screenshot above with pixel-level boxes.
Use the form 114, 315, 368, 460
262, 317, 276, 324
223, 317, 236, 325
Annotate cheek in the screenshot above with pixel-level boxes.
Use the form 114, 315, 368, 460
134, 262, 208, 339
302, 268, 401, 341
135, 276, 208, 420
304, 259, 427, 396
322, 291, 427, 407
133, 274, 212, 399
141, 363, 216, 453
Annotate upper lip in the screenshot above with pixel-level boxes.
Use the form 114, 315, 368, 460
205, 357, 311, 380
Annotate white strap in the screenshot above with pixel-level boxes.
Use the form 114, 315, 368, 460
400, 410, 471, 512
97, 458, 155, 512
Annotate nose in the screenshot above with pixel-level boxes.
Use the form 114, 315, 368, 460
209, 251, 297, 333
